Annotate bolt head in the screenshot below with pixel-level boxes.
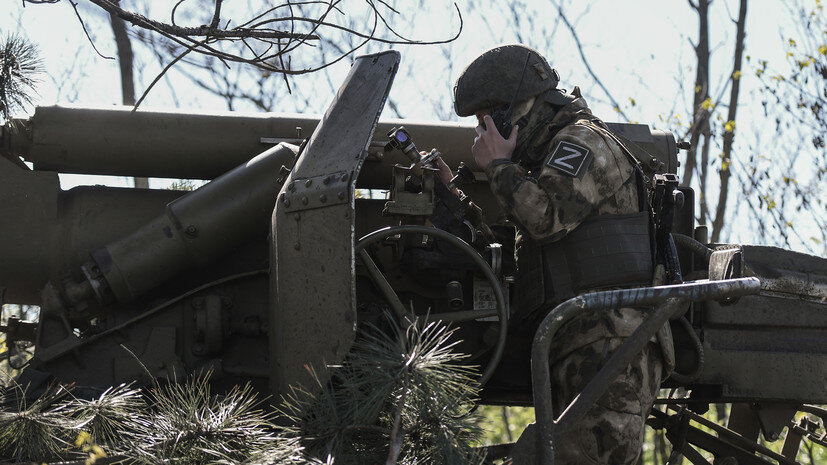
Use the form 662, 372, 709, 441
301, 196, 309, 205
305, 179, 313, 187
319, 194, 327, 203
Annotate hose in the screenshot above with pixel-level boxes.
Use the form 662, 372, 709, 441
668, 316, 705, 384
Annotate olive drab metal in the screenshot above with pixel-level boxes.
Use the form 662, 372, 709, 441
1, 50, 825, 464
453, 44, 559, 117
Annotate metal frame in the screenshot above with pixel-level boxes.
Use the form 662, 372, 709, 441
530, 277, 762, 464
355, 224, 508, 385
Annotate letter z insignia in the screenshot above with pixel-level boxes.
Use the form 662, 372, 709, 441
546, 141, 593, 178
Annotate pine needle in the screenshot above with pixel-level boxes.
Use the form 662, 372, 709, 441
0, 382, 73, 462
281, 316, 486, 465
0, 33, 43, 121
56, 383, 144, 448
124, 371, 278, 464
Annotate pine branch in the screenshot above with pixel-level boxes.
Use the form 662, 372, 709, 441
0, 33, 43, 121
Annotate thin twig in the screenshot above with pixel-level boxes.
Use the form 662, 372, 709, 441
554, 1, 627, 121
69, 0, 114, 60
210, 0, 223, 29
385, 366, 409, 465
132, 44, 195, 111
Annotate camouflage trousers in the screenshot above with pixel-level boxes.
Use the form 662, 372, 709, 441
511, 307, 663, 465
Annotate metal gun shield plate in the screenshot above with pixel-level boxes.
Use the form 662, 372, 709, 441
270, 50, 400, 396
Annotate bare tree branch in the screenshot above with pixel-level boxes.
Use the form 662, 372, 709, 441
69, 0, 114, 60
710, 0, 747, 242
24, 0, 463, 108
553, 1, 628, 121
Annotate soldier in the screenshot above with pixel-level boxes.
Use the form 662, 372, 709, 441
445, 44, 665, 464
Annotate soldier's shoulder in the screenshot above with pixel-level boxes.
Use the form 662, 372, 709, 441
552, 119, 605, 145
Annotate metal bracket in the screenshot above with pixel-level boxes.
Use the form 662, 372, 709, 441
382, 164, 436, 217
280, 170, 350, 213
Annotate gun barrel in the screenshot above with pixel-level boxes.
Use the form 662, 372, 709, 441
4, 106, 678, 188
91, 142, 297, 304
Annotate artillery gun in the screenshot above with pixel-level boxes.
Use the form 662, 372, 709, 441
1, 51, 825, 464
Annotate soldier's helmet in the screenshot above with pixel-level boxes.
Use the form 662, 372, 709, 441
453, 44, 559, 117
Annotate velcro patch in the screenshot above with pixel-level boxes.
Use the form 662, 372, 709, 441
546, 141, 593, 178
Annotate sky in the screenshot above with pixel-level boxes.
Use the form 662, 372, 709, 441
2, 0, 823, 253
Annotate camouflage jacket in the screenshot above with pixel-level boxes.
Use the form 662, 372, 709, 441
484, 97, 640, 243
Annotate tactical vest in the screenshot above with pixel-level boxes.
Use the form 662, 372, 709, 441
515, 120, 655, 320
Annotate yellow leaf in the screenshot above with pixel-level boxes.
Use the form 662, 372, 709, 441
695, 85, 702, 94
798, 59, 812, 68
629, 97, 636, 107
92, 445, 106, 458
724, 120, 736, 132
613, 106, 621, 113
721, 158, 731, 171
788, 38, 797, 47
732, 70, 742, 80
701, 98, 712, 110
75, 432, 92, 447
819, 45, 827, 55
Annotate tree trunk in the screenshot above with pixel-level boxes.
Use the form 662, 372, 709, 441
711, 0, 747, 242
682, 0, 711, 194
109, 3, 147, 189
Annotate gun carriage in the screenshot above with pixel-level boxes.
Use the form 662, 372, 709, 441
1, 51, 824, 464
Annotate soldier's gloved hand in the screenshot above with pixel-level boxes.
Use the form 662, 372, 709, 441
472, 114, 517, 170
434, 156, 461, 196
435, 156, 453, 185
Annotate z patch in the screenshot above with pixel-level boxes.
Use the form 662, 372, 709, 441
546, 141, 593, 178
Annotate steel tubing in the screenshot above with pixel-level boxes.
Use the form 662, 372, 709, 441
531, 277, 761, 464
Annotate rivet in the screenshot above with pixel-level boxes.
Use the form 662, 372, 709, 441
305, 179, 313, 187
337, 191, 346, 200
319, 194, 327, 203
185, 225, 198, 237
301, 196, 309, 205
288, 181, 296, 191
294, 243, 301, 250
323, 176, 331, 185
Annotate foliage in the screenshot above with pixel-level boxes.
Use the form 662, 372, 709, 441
281, 318, 484, 465
0, 33, 42, 122
124, 375, 279, 464
0, 318, 486, 464
745, 0, 826, 252
0, 383, 73, 462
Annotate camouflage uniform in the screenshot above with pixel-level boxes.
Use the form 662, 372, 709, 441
485, 94, 663, 464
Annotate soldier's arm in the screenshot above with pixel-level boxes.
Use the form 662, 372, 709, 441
485, 124, 635, 242
484, 159, 588, 242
